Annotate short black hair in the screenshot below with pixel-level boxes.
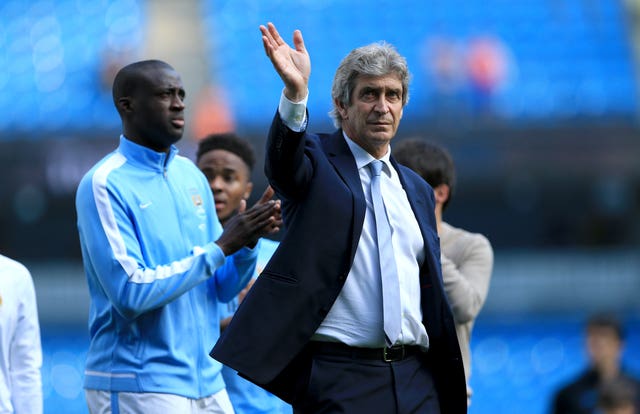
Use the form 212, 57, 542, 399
587, 312, 625, 341
393, 138, 456, 210
112, 60, 172, 106
196, 132, 256, 172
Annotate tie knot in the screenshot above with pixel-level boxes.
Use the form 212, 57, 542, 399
368, 160, 384, 177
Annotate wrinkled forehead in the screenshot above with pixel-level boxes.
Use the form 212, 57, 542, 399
353, 73, 403, 90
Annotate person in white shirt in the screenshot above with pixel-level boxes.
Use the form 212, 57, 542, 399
0, 254, 43, 414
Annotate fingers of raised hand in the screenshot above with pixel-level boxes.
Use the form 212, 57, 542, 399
267, 22, 284, 45
292, 29, 305, 52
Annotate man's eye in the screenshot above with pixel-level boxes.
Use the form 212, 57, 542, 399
388, 92, 400, 101
361, 91, 376, 100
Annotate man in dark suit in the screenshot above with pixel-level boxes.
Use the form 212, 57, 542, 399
211, 22, 467, 414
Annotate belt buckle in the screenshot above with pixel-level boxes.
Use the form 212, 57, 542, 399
383, 345, 404, 362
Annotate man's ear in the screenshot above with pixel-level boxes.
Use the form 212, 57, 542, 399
433, 184, 450, 206
117, 97, 133, 114
244, 182, 254, 201
334, 98, 348, 119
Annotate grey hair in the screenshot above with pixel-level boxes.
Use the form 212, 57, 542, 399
329, 42, 411, 128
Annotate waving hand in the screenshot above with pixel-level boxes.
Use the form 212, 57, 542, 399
260, 22, 310, 102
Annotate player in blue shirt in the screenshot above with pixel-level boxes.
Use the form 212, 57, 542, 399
77, 60, 281, 413
197, 132, 292, 414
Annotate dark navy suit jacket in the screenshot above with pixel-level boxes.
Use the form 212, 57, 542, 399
211, 113, 467, 413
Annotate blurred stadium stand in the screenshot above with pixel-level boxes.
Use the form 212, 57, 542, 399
1, 0, 639, 413
0, 0, 144, 135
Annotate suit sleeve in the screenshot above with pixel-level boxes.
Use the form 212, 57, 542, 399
264, 111, 314, 200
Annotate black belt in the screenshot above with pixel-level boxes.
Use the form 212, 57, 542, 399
310, 341, 425, 363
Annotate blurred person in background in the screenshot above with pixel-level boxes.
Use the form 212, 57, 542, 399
552, 313, 640, 414
393, 138, 493, 406
211, 22, 467, 414
597, 377, 638, 414
196, 132, 291, 414
75, 59, 281, 414
0, 254, 42, 414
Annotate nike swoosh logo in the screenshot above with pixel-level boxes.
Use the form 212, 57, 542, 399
139, 202, 152, 209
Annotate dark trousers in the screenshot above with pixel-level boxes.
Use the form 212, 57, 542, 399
291, 343, 440, 414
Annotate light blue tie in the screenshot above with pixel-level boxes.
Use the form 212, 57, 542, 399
368, 160, 401, 347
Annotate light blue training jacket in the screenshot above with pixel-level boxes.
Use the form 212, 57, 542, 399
75, 135, 256, 399
219, 238, 292, 414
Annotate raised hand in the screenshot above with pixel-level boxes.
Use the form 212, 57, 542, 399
260, 22, 310, 102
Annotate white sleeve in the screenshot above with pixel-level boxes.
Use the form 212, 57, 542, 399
278, 89, 308, 132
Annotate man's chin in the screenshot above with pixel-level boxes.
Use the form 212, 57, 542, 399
170, 130, 184, 141
368, 131, 395, 143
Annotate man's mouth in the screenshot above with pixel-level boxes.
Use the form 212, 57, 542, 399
370, 122, 390, 129
171, 119, 185, 128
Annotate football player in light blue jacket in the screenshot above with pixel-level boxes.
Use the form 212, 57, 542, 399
197, 133, 292, 414
76, 60, 281, 414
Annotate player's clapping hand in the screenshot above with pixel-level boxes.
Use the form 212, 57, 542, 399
215, 186, 281, 255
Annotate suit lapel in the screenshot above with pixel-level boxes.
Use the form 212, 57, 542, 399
391, 157, 430, 237
325, 130, 364, 199
324, 131, 366, 258
391, 158, 441, 291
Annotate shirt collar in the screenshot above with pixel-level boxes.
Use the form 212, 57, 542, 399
342, 131, 393, 177
119, 135, 179, 172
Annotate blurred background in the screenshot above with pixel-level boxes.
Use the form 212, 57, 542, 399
1, 0, 639, 413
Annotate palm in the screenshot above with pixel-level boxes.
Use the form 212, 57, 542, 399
272, 42, 309, 87
260, 23, 310, 101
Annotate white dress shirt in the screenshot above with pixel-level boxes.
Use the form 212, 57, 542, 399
0, 255, 43, 414
279, 93, 430, 349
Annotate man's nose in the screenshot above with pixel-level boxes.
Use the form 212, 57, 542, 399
172, 95, 185, 110
373, 96, 390, 114
211, 176, 225, 190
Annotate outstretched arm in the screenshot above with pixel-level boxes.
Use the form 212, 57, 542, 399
260, 22, 310, 102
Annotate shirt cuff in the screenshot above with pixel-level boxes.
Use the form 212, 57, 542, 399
194, 243, 226, 270
278, 89, 308, 132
